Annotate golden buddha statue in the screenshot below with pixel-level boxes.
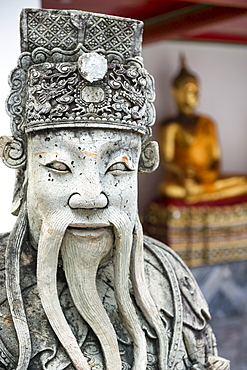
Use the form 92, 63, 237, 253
159, 56, 247, 203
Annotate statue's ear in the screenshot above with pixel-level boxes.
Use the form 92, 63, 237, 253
0, 136, 26, 169
138, 140, 159, 174
0, 136, 27, 215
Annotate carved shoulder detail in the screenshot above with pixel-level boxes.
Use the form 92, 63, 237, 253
0, 233, 9, 270
0, 337, 16, 369
0, 233, 17, 369
143, 235, 211, 328
0, 233, 9, 303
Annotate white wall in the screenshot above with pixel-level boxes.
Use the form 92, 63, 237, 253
139, 41, 247, 216
0, 0, 40, 233
1, 4, 247, 230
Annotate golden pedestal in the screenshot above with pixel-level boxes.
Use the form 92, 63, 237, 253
144, 195, 247, 267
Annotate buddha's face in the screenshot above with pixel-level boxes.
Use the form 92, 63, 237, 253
173, 79, 199, 114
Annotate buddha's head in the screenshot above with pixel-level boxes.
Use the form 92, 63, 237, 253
171, 55, 199, 115
0, 8, 168, 370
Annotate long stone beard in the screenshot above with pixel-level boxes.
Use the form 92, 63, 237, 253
36, 208, 167, 370
60, 225, 122, 369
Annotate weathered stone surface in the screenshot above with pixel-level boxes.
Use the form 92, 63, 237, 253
0, 8, 230, 370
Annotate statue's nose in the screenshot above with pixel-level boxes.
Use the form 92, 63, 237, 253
68, 191, 108, 209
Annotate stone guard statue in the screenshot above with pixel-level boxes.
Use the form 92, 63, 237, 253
0, 8, 230, 370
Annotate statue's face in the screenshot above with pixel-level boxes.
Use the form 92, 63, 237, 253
27, 128, 141, 245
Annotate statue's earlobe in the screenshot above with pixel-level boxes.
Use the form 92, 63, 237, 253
0, 136, 26, 169
0, 136, 12, 158
138, 141, 159, 174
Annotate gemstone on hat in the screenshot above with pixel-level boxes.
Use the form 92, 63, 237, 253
78, 52, 108, 82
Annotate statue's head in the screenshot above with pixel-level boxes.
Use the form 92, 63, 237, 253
171, 54, 199, 114
0, 9, 165, 370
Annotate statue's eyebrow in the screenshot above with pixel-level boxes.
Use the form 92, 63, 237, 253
107, 154, 135, 171
35, 152, 46, 156
81, 151, 97, 157
120, 156, 133, 167
35, 151, 60, 156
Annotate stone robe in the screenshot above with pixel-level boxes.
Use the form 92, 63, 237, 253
0, 232, 217, 369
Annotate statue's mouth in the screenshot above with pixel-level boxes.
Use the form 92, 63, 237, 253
67, 224, 110, 238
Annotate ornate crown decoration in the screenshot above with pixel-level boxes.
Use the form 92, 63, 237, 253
6, 8, 156, 140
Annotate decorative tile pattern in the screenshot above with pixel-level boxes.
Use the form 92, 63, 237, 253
21, 9, 141, 59
191, 261, 247, 369
26, 11, 78, 51
144, 198, 247, 267
192, 261, 247, 318
84, 15, 136, 58
210, 316, 247, 370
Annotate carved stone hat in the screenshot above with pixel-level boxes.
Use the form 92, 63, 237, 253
7, 8, 155, 140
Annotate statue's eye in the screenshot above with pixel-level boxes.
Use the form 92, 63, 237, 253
46, 161, 70, 172
107, 162, 132, 174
